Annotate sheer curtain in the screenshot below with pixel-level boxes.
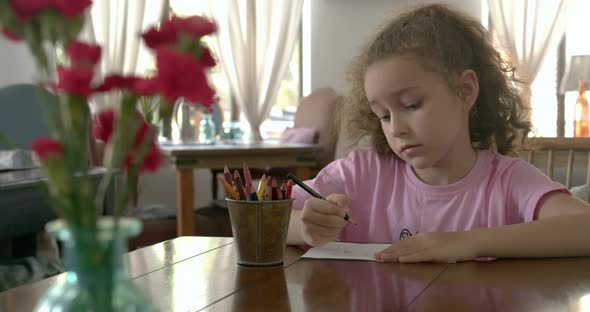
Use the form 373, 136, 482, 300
488, 0, 574, 116
79, 0, 169, 112
207, 0, 304, 141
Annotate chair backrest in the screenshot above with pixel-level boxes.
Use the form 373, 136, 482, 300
0, 83, 102, 166
0, 84, 57, 150
294, 87, 339, 169
521, 137, 590, 201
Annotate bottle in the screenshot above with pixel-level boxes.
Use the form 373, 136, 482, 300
199, 112, 216, 144
179, 100, 196, 141
574, 80, 589, 137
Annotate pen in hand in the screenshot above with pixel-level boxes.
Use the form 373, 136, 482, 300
286, 173, 352, 222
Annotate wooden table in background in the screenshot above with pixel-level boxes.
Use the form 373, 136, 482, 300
3, 236, 590, 311
160, 141, 319, 236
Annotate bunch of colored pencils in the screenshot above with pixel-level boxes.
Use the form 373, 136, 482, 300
218, 162, 293, 201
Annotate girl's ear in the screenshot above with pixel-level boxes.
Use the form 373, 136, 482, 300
456, 69, 479, 111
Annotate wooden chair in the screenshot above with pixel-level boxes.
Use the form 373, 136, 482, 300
522, 137, 590, 202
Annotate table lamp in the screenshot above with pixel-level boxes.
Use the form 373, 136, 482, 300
560, 55, 590, 137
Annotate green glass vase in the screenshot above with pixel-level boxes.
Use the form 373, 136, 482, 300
34, 217, 152, 312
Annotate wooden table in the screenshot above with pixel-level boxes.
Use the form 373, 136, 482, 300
3, 236, 590, 311
160, 141, 319, 236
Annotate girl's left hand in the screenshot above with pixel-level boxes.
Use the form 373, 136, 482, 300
374, 231, 479, 263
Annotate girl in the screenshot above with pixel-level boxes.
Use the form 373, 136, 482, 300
286, 4, 590, 263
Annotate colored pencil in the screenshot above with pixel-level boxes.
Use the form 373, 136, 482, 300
257, 174, 267, 201
271, 177, 278, 200
285, 179, 293, 199
265, 176, 272, 200
243, 162, 253, 192
223, 165, 233, 185
234, 170, 246, 200
218, 176, 238, 199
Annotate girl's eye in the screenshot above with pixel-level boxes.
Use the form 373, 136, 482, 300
379, 115, 390, 122
404, 102, 420, 110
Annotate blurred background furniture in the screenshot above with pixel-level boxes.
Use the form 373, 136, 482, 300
0, 83, 111, 291
0, 84, 60, 245
160, 141, 319, 237
0, 84, 55, 150
522, 137, 590, 202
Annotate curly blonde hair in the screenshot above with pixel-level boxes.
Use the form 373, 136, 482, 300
346, 4, 531, 156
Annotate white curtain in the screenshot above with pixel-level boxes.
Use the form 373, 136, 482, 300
208, 0, 304, 141
80, 0, 169, 112
488, 0, 574, 112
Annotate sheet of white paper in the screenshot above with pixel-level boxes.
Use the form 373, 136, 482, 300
301, 242, 390, 261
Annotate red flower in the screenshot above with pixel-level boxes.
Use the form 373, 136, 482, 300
153, 48, 215, 107
92, 109, 162, 172
8, 0, 52, 21
53, 0, 92, 19
124, 143, 162, 172
1, 29, 23, 41
56, 66, 94, 97
200, 47, 216, 67
93, 109, 115, 142
95, 74, 141, 92
66, 41, 101, 66
133, 78, 160, 96
140, 144, 162, 172
142, 25, 178, 50
141, 15, 216, 50
8, 0, 90, 21
168, 15, 216, 38
31, 137, 63, 161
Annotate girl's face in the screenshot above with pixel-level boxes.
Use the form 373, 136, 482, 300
364, 56, 477, 171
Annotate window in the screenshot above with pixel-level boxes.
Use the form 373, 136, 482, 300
156, 0, 301, 139
562, 3, 590, 137
527, 2, 590, 137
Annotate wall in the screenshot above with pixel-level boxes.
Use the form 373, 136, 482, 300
0, 38, 37, 86
309, 0, 482, 93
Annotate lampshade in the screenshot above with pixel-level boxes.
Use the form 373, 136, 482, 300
559, 55, 590, 94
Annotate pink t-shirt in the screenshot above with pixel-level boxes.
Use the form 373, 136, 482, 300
292, 149, 567, 243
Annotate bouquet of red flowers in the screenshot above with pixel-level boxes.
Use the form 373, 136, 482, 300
0, 0, 217, 227
0, 1, 218, 310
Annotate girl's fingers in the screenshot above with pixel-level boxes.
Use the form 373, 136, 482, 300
326, 194, 349, 209
302, 208, 347, 228
302, 222, 341, 238
305, 197, 348, 219
375, 239, 422, 262
300, 195, 351, 246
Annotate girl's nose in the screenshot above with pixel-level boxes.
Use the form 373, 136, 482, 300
390, 116, 409, 137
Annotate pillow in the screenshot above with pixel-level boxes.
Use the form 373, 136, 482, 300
279, 127, 317, 144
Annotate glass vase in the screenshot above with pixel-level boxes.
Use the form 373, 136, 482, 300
34, 217, 153, 312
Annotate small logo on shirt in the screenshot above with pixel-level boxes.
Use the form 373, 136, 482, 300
400, 229, 413, 240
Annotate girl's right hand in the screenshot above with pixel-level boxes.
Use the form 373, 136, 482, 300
300, 194, 350, 246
